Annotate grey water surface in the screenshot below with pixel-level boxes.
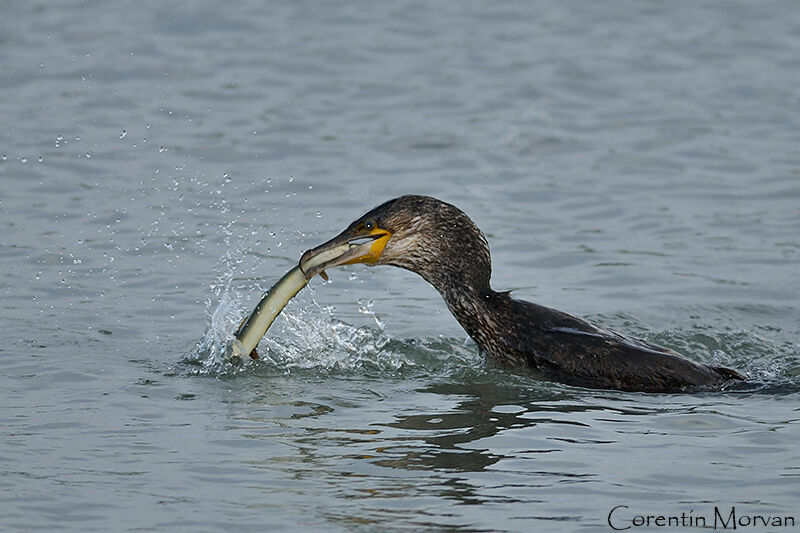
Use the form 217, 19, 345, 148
2, 1, 799, 531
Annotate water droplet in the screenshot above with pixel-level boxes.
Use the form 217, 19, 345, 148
145, 123, 151, 129
358, 298, 375, 314
159, 146, 166, 153
37, 156, 43, 163
85, 152, 91, 158
119, 129, 127, 139
315, 211, 322, 217
1, 155, 6, 161
20, 157, 28, 163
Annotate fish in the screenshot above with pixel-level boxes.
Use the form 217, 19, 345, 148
227, 266, 309, 360
227, 241, 355, 360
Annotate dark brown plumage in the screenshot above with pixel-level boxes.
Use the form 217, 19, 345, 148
300, 195, 745, 392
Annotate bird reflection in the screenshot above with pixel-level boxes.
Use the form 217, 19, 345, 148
375, 379, 594, 474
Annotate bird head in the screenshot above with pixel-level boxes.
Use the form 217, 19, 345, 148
299, 195, 491, 293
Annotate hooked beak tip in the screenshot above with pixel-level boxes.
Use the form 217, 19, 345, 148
299, 228, 392, 281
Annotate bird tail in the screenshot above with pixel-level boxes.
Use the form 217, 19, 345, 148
711, 365, 746, 381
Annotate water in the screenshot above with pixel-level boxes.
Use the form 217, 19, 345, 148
2, 1, 799, 531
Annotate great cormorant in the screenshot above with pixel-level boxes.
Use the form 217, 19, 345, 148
299, 195, 744, 392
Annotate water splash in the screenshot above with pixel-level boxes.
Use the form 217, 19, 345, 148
257, 301, 413, 374
188, 217, 268, 373
188, 260, 480, 378
191, 263, 248, 374
647, 327, 799, 382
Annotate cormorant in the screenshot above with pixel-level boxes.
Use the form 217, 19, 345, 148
299, 195, 744, 392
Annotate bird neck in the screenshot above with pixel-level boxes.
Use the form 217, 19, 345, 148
433, 277, 501, 350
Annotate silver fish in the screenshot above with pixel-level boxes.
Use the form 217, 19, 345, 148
228, 242, 353, 360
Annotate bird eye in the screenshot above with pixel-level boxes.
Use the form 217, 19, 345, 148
364, 219, 375, 231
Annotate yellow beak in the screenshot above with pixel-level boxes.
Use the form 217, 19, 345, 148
299, 226, 392, 280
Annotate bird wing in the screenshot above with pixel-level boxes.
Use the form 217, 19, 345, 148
496, 304, 724, 391
545, 326, 683, 357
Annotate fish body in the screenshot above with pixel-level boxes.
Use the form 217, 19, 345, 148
228, 244, 350, 360
228, 266, 309, 359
